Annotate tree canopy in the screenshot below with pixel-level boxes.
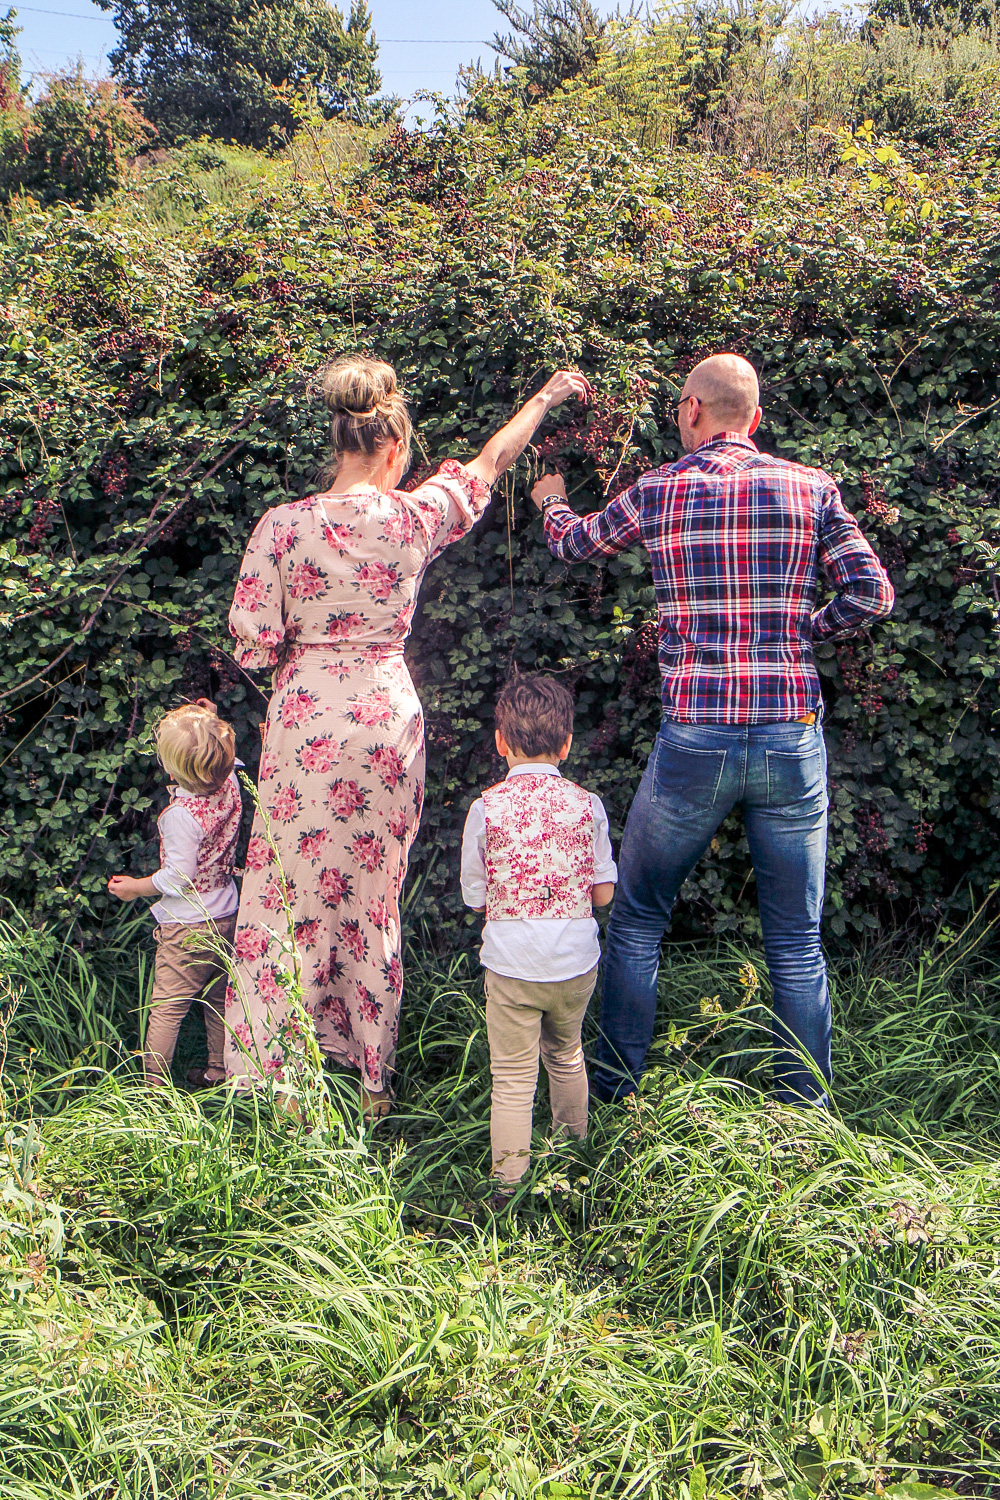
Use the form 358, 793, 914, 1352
0, 7, 20, 111
94, 0, 385, 147
492, 0, 632, 94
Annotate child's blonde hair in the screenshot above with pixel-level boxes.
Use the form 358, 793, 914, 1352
154, 703, 235, 794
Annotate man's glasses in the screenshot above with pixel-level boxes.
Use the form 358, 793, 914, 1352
668, 394, 696, 428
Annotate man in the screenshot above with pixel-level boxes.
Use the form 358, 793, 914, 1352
530, 353, 894, 1106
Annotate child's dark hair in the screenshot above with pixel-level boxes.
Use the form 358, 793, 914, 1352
495, 673, 575, 759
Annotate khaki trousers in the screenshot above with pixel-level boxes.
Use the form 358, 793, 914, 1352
485, 966, 598, 1185
145, 916, 236, 1084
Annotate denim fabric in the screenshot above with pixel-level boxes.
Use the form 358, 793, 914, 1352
596, 718, 831, 1106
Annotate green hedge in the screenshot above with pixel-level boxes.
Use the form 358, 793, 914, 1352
2, 96, 999, 941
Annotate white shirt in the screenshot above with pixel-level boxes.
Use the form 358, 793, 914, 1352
150, 782, 241, 927
460, 763, 618, 982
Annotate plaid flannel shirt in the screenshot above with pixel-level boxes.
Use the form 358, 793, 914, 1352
543, 433, 894, 724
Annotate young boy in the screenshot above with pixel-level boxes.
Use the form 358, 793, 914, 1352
109, 698, 241, 1087
461, 673, 617, 1195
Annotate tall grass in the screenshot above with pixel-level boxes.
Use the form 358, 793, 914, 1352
123, 128, 380, 232
1, 912, 999, 1497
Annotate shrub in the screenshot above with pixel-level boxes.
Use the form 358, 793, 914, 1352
0, 95, 999, 941
0, 69, 153, 206
544, 1, 1000, 163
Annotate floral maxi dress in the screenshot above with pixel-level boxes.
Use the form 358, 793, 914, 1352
226, 461, 491, 1091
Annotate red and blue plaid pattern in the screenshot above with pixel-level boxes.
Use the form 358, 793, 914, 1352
543, 433, 894, 724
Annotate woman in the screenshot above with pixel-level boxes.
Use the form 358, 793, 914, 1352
226, 356, 589, 1114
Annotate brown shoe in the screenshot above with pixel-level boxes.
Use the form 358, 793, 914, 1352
360, 1084, 392, 1122
186, 1066, 226, 1088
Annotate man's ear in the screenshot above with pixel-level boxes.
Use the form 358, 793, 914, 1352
748, 406, 762, 436
687, 394, 702, 427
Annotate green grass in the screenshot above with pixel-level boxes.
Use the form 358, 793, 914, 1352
122, 128, 379, 232
1, 912, 999, 1499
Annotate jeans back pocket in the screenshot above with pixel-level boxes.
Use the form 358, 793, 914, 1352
764, 745, 827, 812
651, 736, 728, 817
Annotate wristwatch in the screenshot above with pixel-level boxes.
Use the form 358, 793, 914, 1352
540, 493, 566, 514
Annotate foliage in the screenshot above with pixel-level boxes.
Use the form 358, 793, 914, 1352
1, 919, 999, 1493
491, 0, 632, 96
553, 0, 1000, 162
120, 127, 378, 232
1, 89, 1000, 941
0, 7, 21, 114
866, 0, 998, 30
94, 0, 386, 147
0, 68, 154, 206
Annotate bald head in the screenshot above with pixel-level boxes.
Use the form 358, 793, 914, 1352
678, 354, 761, 451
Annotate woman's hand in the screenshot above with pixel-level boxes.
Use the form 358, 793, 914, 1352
530, 471, 569, 512
466, 369, 592, 486
538, 370, 593, 410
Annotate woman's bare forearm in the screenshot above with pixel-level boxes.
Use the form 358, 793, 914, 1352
469, 393, 553, 484
464, 371, 591, 486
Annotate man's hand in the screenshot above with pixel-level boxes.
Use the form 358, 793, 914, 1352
538, 370, 592, 410
108, 874, 144, 902
530, 471, 569, 512
194, 696, 217, 713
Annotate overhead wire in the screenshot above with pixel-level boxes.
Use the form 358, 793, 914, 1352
16, 6, 491, 37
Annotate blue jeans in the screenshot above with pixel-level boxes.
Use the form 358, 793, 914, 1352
596, 718, 831, 1106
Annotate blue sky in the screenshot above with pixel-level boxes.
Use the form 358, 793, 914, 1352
13, 0, 512, 96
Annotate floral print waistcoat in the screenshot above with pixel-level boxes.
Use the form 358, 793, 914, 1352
160, 774, 242, 893
482, 774, 595, 921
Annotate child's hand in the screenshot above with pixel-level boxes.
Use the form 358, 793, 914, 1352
194, 696, 217, 714
108, 874, 142, 902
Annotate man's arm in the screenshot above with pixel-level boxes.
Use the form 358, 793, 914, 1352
812, 482, 895, 640
530, 472, 644, 562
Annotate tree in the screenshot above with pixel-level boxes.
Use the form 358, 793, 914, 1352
0, 7, 21, 114
492, 0, 636, 95
865, 0, 997, 29
94, 0, 385, 148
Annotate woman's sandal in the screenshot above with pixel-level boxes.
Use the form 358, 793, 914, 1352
185, 1066, 227, 1089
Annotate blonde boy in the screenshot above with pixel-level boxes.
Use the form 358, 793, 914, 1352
109, 698, 241, 1086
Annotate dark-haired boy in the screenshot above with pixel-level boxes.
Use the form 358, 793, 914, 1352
461, 673, 617, 1194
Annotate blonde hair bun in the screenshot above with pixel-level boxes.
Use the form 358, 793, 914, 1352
316, 355, 413, 480
320, 356, 398, 419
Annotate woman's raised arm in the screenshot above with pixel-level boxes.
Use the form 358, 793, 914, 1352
464, 370, 592, 486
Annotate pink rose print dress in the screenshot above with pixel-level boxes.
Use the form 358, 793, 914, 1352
226, 460, 491, 1092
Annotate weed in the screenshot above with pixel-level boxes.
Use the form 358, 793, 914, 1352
0, 915, 998, 1496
